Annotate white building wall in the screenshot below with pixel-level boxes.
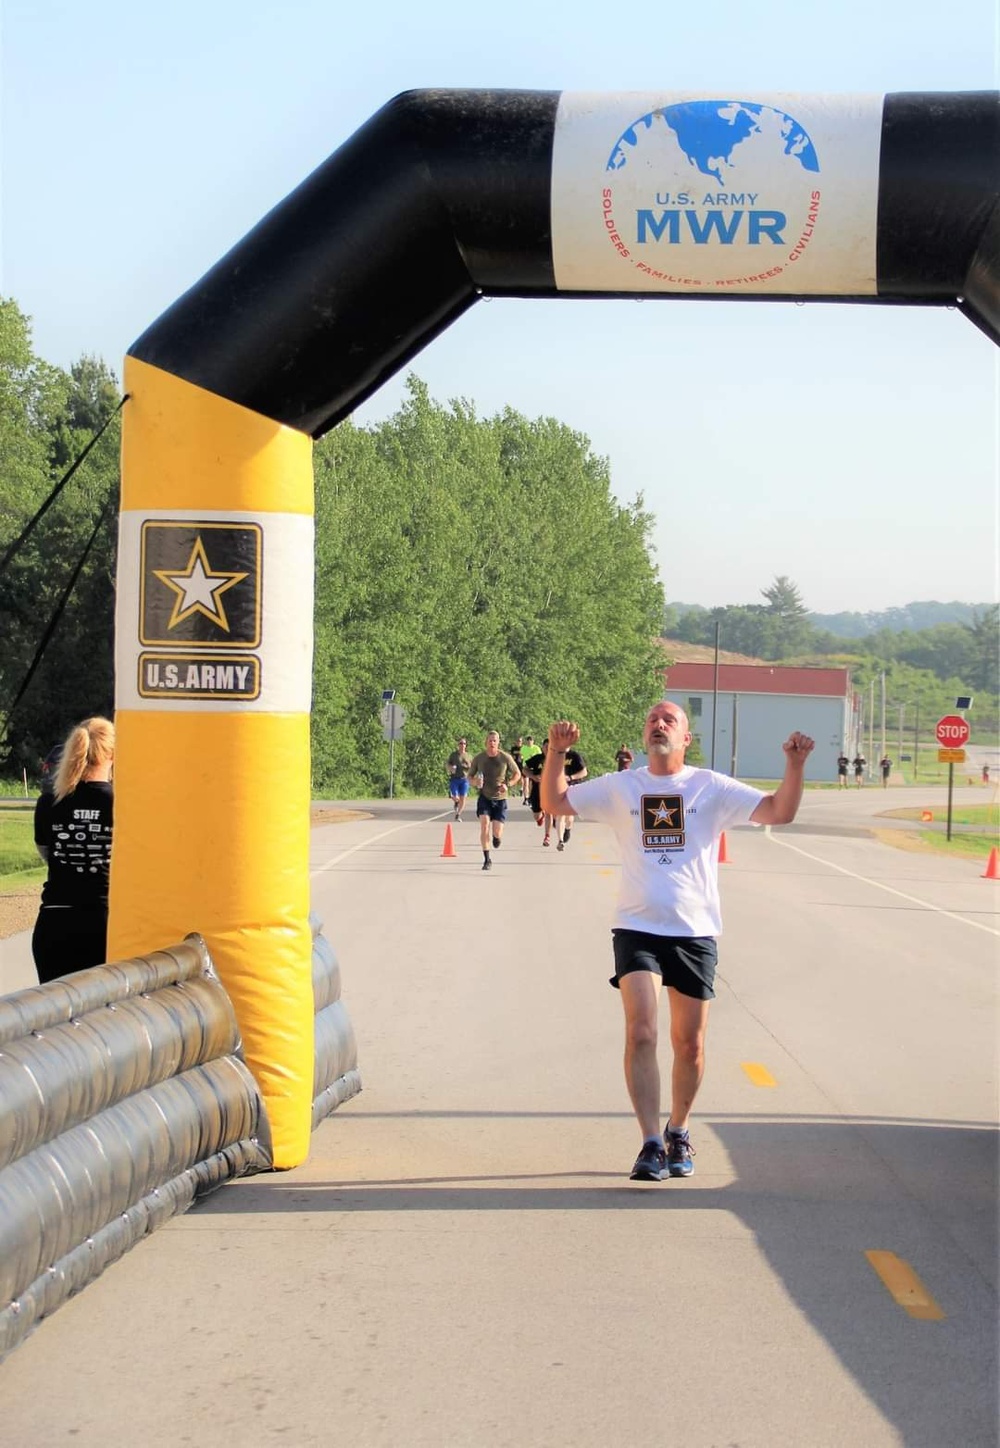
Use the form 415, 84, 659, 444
681, 691, 848, 782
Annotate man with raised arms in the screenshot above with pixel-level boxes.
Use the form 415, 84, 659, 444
541, 701, 814, 1182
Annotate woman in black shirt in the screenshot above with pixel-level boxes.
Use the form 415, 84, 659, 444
32, 716, 114, 984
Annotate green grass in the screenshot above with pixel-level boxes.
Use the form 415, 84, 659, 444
924, 804, 997, 830
0, 777, 37, 799
894, 750, 994, 788
914, 831, 998, 860
0, 806, 43, 881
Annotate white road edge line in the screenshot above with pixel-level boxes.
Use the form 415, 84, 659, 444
764, 827, 1000, 937
310, 810, 452, 877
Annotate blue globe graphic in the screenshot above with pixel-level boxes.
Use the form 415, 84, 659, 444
607, 100, 820, 184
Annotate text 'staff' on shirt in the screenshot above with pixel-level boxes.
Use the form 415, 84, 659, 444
140, 522, 262, 647
641, 793, 686, 850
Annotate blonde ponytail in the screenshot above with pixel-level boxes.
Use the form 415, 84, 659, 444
53, 716, 115, 802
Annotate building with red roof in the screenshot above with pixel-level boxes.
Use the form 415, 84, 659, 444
660, 661, 853, 782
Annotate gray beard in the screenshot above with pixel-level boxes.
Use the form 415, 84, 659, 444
648, 741, 670, 756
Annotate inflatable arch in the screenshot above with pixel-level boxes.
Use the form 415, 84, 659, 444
111, 89, 999, 1167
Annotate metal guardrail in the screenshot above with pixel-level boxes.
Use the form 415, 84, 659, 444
0, 936, 271, 1359
0, 922, 361, 1359
310, 916, 362, 1129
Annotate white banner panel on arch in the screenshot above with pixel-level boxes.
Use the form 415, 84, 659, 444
551, 92, 883, 296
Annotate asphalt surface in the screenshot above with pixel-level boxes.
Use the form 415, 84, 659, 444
0, 783, 997, 1446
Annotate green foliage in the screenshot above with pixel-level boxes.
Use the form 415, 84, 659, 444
664, 577, 998, 739
0, 300, 119, 776
312, 379, 665, 794
0, 804, 39, 876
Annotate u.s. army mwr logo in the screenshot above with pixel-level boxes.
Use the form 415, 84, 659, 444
140, 522, 261, 647
641, 793, 685, 850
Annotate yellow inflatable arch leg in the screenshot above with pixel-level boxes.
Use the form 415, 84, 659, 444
109, 357, 314, 1168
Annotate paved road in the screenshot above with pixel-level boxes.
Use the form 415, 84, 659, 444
1, 788, 997, 1446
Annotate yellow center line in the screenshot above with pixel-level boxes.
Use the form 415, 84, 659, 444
865, 1251, 946, 1320
741, 1062, 777, 1088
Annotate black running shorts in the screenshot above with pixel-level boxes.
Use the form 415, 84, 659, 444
476, 796, 508, 822
610, 929, 719, 1000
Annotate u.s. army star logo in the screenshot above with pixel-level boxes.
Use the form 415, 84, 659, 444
140, 522, 261, 647
152, 537, 247, 632
641, 793, 685, 850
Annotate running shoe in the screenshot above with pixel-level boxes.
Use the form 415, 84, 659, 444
563, 828, 572, 844
482, 857, 492, 872
543, 835, 551, 847
492, 835, 501, 850
629, 1141, 668, 1181
664, 1127, 695, 1178
556, 840, 564, 852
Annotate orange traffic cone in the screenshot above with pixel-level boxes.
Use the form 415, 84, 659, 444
718, 831, 731, 864
441, 824, 457, 859
981, 847, 1000, 880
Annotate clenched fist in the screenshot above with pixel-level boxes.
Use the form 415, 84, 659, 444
783, 732, 815, 762
548, 720, 581, 752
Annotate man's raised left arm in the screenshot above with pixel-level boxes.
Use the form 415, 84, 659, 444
750, 732, 815, 825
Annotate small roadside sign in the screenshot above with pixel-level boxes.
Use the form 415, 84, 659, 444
380, 702, 406, 740
938, 748, 966, 763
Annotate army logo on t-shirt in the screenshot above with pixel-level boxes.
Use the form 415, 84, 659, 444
140, 522, 261, 647
641, 793, 685, 850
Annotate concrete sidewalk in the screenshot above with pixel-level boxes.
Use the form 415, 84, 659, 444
0, 925, 37, 996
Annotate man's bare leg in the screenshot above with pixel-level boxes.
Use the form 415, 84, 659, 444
666, 988, 711, 1133
618, 971, 662, 1141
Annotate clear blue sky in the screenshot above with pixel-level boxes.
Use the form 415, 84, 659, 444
2, 0, 997, 614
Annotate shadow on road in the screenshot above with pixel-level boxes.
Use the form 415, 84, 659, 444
198, 1112, 998, 1448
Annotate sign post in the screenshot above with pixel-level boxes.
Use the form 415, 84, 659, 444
935, 715, 971, 841
379, 700, 406, 798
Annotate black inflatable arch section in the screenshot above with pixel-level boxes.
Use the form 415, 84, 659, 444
130, 89, 1000, 437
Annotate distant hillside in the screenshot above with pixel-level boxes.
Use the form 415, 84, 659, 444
659, 638, 765, 666
807, 601, 992, 637
671, 599, 993, 638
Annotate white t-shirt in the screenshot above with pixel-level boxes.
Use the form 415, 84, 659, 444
569, 766, 765, 937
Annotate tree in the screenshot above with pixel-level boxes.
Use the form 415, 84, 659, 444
311, 378, 665, 794
968, 606, 999, 695
760, 575, 811, 656
0, 300, 120, 772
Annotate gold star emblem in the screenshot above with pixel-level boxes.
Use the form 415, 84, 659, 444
152, 537, 247, 632
651, 800, 678, 826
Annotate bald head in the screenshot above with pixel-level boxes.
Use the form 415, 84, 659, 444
644, 700, 691, 759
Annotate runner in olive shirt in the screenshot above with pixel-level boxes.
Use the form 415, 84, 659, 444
468, 730, 520, 872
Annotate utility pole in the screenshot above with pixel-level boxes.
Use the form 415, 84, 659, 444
868, 678, 876, 778
879, 671, 886, 763
711, 619, 721, 770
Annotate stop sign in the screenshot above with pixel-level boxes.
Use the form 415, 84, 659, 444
935, 714, 970, 747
